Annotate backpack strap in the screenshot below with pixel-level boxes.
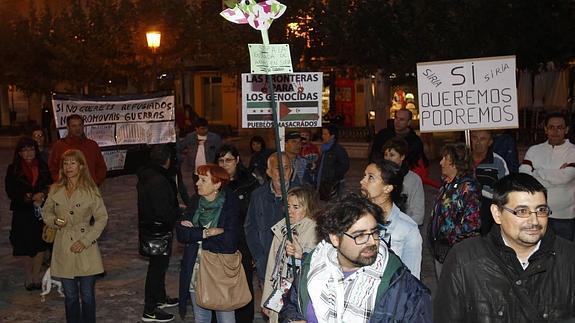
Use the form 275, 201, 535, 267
376, 253, 403, 300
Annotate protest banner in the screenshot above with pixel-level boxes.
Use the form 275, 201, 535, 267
241, 72, 323, 128
51, 92, 176, 172
52, 92, 176, 146
416, 55, 518, 132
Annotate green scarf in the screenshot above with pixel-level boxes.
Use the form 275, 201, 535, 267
192, 191, 226, 228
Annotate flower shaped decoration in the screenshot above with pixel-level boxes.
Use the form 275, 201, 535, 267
221, 0, 287, 31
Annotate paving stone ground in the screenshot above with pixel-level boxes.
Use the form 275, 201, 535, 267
0, 145, 442, 323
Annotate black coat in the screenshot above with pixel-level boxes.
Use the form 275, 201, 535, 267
369, 128, 425, 168
317, 142, 349, 200
137, 164, 180, 230
435, 225, 575, 322
228, 167, 259, 263
5, 160, 52, 256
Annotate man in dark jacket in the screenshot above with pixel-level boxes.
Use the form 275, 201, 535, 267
280, 194, 431, 323
138, 145, 181, 322
316, 124, 350, 201
435, 173, 575, 322
245, 152, 292, 282
368, 108, 425, 168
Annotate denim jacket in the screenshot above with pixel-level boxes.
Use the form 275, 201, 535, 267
386, 203, 422, 279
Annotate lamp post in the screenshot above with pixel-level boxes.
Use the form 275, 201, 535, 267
146, 31, 161, 91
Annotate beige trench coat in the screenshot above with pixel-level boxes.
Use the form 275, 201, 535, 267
262, 217, 318, 322
42, 187, 108, 279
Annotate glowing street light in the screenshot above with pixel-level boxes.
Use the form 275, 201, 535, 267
146, 31, 161, 54
146, 30, 161, 90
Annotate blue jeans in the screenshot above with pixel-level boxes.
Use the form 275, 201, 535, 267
191, 291, 236, 323
61, 275, 97, 323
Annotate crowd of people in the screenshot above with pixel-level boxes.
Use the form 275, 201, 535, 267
5, 109, 575, 322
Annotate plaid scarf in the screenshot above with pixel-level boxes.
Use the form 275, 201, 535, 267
307, 240, 389, 323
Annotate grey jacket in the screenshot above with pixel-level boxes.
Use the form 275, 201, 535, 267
177, 131, 222, 170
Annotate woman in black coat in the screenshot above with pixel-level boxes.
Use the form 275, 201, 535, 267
216, 144, 259, 322
5, 137, 53, 290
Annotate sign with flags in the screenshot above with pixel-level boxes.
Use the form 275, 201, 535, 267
241, 72, 323, 128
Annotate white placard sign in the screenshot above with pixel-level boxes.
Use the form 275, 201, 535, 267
241, 73, 323, 128
416, 55, 518, 132
249, 44, 293, 75
102, 150, 127, 171
52, 93, 176, 147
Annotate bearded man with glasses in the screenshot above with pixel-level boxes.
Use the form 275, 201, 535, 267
279, 193, 431, 323
435, 173, 575, 322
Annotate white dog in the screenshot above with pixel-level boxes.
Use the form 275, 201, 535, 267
40, 268, 64, 302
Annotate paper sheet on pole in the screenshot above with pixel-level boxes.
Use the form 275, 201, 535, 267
249, 44, 293, 75
241, 73, 323, 128
416, 55, 518, 132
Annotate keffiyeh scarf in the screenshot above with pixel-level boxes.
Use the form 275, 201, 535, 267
307, 240, 389, 323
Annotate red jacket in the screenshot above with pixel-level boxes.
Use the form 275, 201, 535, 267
48, 136, 107, 185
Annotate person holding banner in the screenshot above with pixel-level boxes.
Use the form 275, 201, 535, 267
261, 186, 319, 323
429, 142, 481, 280
48, 114, 107, 186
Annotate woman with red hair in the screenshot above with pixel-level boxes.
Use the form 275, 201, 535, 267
176, 164, 241, 322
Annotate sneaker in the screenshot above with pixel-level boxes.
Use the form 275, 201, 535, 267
157, 297, 179, 309
141, 309, 175, 322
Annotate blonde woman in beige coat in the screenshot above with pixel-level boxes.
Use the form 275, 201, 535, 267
43, 149, 108, 323
262, 186, 319, 323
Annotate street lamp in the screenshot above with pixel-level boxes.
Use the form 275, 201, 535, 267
146, 31, 161, 53
146, 31, 161, 90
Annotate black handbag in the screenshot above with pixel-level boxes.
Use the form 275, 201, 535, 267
139, 222, 173, 257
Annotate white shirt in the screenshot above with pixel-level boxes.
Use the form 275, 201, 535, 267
195, 135, 207, 173
502, 235, 541, 270
519, 140, 575, 220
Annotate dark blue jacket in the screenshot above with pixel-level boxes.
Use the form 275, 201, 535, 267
279, 249, 432, 323
492, 132, 519, 173
244, 182, 286, 281
176, 187, 240, 319
316, 141, 350, 200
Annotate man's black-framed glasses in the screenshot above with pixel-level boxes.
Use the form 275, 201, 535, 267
501, 205, 552, 218
343, 231, 381, 245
